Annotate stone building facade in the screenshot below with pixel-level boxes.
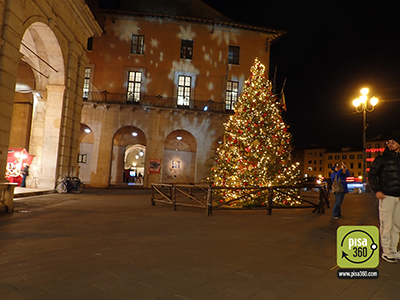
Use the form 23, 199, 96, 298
0, 0, 102, 211
80, 1, 285, 188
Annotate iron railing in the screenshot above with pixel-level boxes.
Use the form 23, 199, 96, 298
83, 92, 231, 113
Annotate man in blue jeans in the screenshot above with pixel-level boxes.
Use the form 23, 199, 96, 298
331, 162, 350, 220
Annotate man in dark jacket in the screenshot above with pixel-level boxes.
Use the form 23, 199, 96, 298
368, 135, 400, 263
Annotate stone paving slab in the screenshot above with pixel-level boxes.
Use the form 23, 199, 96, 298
0, 188, 399, 300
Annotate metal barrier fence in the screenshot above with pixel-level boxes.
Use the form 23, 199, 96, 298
151, 183, 330, 216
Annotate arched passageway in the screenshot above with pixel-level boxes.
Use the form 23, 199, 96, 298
9, 22, 66, 188
111, 126, 147, 186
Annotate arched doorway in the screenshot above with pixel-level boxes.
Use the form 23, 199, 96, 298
10, 22, 66, 188
111, 126, 147, 186
78, 124, 94, 184
124, 145, 146, 185
163, 130, 197, 183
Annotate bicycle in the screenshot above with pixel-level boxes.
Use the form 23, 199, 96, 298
55, 176, 85, 193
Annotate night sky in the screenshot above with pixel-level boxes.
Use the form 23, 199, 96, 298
202, 0, 400, 149
98, 0, 400, 149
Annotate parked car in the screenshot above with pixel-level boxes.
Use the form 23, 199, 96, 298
346, 177, 367, 193
300, 176, 328, 191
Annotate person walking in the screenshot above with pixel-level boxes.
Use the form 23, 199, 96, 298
331, 162, 350, 220
368, 135, 400, 263
20, 163, 29, 188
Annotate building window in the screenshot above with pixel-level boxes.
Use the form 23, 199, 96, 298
308, 160, 312, 164
83, 67, 91, 99
314, 160, 316, 164
335, 155, 339, 160
319, 160, 322, 164
320, 153, 323, 157
350, 163, 354, 168
358, 163, 362, 168
328, 163, 332, 168
314, 153, 317, 157
328, 155, 332, 160
180, 40, 193, 59
357, 154, 362, 159
366, 144, 371, 149
131, 35, 144, 55
350, 154, 354, 159
226, 81, 239, 110
319, 167, 322, 171
127, 71, 142, 103
375, 143, 380, 148
308, 153, 312, 157
342, 155, 347, 159
177, 75, 191, 106
87, 37, 93, 51
228, 45, 240, 65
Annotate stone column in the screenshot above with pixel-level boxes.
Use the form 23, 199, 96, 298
0, 0, 23, 209
38, 84, 65, 188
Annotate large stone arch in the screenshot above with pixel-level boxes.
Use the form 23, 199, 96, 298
0, 0, 102, 211
16, 22, 67, 189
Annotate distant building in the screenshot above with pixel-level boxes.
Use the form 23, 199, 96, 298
294, 138, 389, 182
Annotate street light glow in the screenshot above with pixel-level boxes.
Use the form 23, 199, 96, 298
359, 95, 367, 103
353, 87, 378, 183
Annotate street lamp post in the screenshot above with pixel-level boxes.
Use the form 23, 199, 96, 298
353, 88, 378, 183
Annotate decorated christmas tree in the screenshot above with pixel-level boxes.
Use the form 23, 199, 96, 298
211, 58, 300, 206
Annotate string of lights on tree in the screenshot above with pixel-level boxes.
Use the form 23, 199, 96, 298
211, 58, 300, 207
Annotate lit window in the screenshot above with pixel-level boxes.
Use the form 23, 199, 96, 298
127, 71, 142, 103
228, 46, 240, 65
180, 40, 193, 59
226, 81, 239, 110
131, 35, 144, 55
83, 67, 91, 99
177, 75, 191, 106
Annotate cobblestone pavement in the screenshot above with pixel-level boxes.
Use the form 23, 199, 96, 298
1, 188, 400, 300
